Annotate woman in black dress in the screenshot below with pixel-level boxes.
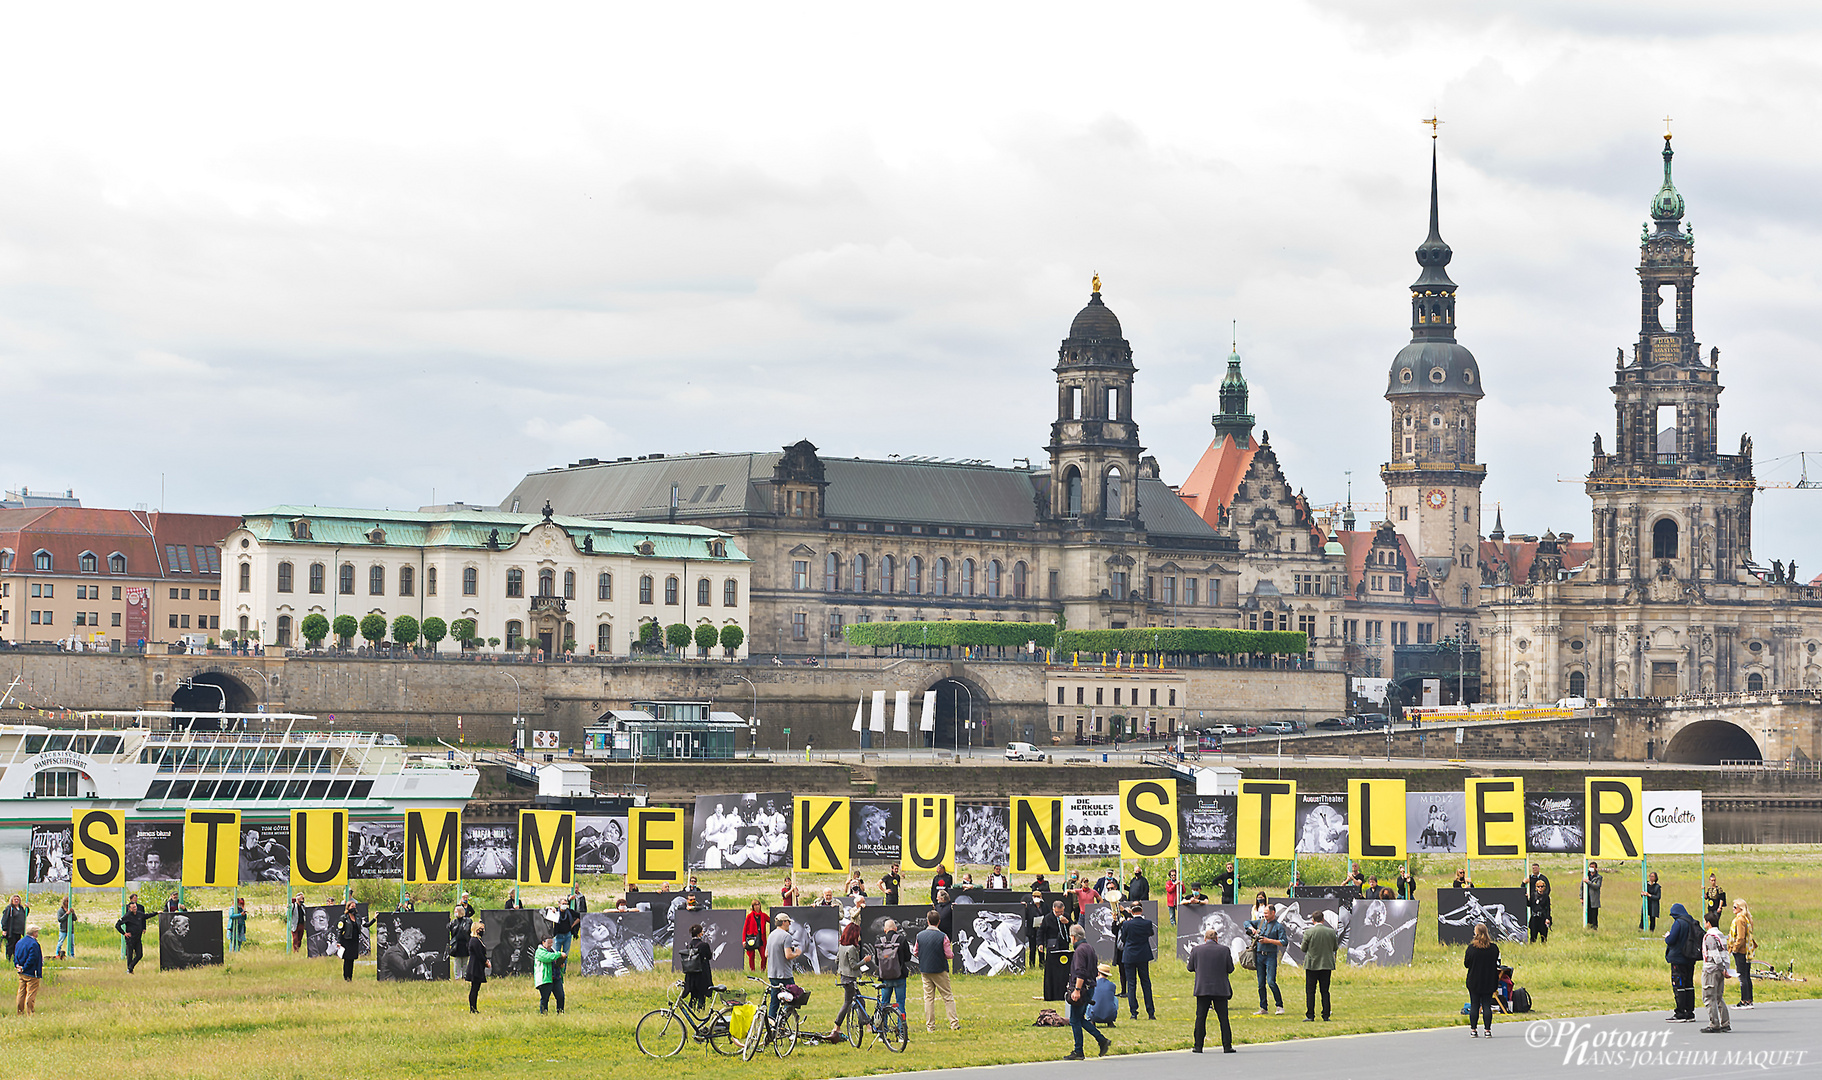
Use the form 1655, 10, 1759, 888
465, 923, 490, 1013
1640, 871, 1662, 931
1463, 923, 1501, 1037
1527, 880, 1552, 943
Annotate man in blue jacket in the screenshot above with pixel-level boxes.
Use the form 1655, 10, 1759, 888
1088, 963, 1120, 1026
1117, 902, 1156, 1020
13, 924, 42, 1015
1663, 903, 1701, 1021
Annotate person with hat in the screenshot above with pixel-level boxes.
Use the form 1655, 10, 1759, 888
1088, 962, 1121, 1026
765, 911, 801, 1017
13, 924, 42, 1015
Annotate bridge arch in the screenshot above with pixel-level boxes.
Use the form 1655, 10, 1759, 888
925, 676, 994, 750
1661, 718, 1762, 765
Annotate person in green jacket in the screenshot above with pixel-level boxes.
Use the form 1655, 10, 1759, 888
228, 899, 249, 952
1301, 910, 1338, 1022
534, 935, 566, 1014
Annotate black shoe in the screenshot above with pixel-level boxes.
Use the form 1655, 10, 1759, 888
1097, 1037, 1111, 1057
1064, 1051, 1085, 1061
1303, 1017, 1314, 1022
1223, 1047, 1237, 1054
1191, 1048, 1203, 1054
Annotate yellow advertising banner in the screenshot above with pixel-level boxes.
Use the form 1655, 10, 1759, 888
404, 809, 461, 884
1237, 779, 1297, 859
794, 797, 851, 873
518, 810, 575, 886
1466, 777, 1526, 859
901, 793, 955, 873
1119, 779, 1178, 860
290, 808, 348, 886
629, 806, 686, 884
1010, 797, 1064, 875
1585, 776, 1644, 859
1348, 779, 1406, 861
183, 809, 240, 887
71, 808, 126, 888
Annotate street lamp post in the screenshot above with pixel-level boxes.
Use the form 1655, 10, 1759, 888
497, 670, 524, 752
954, 682, 973, 758
731, 672, 757, 758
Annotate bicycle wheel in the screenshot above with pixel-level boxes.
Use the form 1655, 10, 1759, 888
740, 1010, 767, 1061
635, 1009, 688, 1059
844, 1004, 874, 1051
772, 1010, 800, 1058
706, 1008, 740, 1056
879, 1007, 909, 1053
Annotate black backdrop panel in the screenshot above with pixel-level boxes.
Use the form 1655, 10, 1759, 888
1436, 888, 1528, 944
158, 910, 223, 970
578, 911, 655, 977
375, 912, 449, 981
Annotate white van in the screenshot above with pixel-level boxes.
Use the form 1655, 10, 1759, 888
1005, 742, 1045, 761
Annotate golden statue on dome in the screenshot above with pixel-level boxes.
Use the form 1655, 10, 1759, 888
1091, 273, 1101, 294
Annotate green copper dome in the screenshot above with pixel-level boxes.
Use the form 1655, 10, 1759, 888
1651, 135, 1685, 223
1220, 350, 1247, 392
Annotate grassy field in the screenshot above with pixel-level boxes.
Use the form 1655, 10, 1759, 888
3, 848, 1818, 1079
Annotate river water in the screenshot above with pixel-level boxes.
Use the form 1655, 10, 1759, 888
1705, 807, 1822, 845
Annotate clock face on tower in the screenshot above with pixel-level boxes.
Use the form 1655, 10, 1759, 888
1425, 488, 1447, 510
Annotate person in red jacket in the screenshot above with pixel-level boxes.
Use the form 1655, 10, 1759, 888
743, 900, 767, 972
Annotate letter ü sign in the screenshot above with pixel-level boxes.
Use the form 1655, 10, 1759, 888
901, 794, 954, 872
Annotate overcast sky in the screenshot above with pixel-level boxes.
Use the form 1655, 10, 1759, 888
3, 2, 1820, 562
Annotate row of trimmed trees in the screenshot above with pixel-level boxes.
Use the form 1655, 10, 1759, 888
637, 619, 745, 658
290, 612, 744, 657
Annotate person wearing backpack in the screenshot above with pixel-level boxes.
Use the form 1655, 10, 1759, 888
680, 923, 714, 1008
1699, 912, 1731, 1033
1664, 903, 1701, 1021
873, 919, 912, 1021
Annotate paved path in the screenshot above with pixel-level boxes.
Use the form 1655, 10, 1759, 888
865, 999, 1818, 1080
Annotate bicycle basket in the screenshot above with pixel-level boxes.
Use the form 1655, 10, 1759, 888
728, 1002, 757, 1040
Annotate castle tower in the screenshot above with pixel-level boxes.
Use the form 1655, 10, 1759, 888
1381, 139, 1487, 599
1586, 132, 1754, 586
1047, 277, 1144, 524
1212, 345, 1256, 445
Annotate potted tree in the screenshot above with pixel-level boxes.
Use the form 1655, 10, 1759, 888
333, 615, 359, 652
421, 617, 447, 655
719, 623, 744, 659
300, 614, 330, 651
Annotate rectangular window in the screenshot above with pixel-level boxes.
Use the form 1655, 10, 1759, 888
664, 577, 679, 605
369, 566, 385, 595
1113, 688, 1122, 706
1247, 612, 1258, 630
340, 564, 355, 595
180, 615, 191, 629
209, 615, 219, 629
598, 623, 612, 652
1183, 578, 1197, 605
791, 612, 808, 640
309, 563, 324, 594
723, 579, 738, 606
1109, 571, 1127, 597
1056, 687, 1065, 704
599, 573, 612, 600
399, 566, 414, 597
829, 611, 843, 637
462, 567, 477, 596
1076, 686, 1084, 705
792, 561, 809, 590
1149, 688, 1158, 706
1095, 687, 1104, 705
1418, 623, 1433, 644
168, 613, 178, 628
277, 563, 293, 593
1145, 576, 1155, 601
697, 578, 710, 606
75, 612, 86, 626
426, 567, 437, 596
164, 545, 182, 572
1161, 576, 1176, 605
112, 612, 122, 626
1298, 614, 1316, 637
639, 576, 653, 604
1208, 579, 1219, 605
1047, 569, 1059, 599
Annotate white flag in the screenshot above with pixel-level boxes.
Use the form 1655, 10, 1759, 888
870, 690, 887, 732
852, 698, 866, 732
893, 690, 911, 732
1643, 790, 1704, 854
919, 689, 937, 732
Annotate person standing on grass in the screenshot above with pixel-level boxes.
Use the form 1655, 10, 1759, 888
229, 898, 248, 952
881, 863, 902, 906
1700, 912, 1731, 1033
2, 895, 26, 960
742, 900, 767, 972
1063, 923, 1109, 1059
766, 912, 801, 1017
1126, 866, 1150, 902
1164, 869, 1179, 925
464, 924, 490, 1013
1040, 899, 1073, 1002
1641, 872, 1662, 932
1463, 923, 1500, 1037
1301, 910, 1337, 1023
1582, 863, 1604, 929
552, 901, 576, 956
680, 924, 714, 1009
827, 921, 865, 1040
1664, 902, 1701, 1022
1525, 863, 1550, 901
913, 910, 960, 1032
1397, 865, 1416, 900
1728, 899, 1756, 1010
1186, 925, 1236, 1053
54, 898, 75, 960
1703, 874, 1726, 924
873, 918, 912, 1022
534, 934, 566, 1014
336, 900, 373, 983
115, 894, 148, 974
288, 892, 308, 953
1243, 904, 1285, 1015
779, 874, 799, 908
1527, 880, 1552, 943
1118, 901, 1155, 1021
934, 889, 955, 941
1025, 887, 1049, 970
1214, 862, 1235, 905
13, 924, 42, 1016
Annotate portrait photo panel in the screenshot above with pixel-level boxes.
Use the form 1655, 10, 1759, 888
240, 821, 290, 885
575, 816, 628, 875
650, 892, 714, 948
305, 903, 371, 958
1295, 794, 1349, 855
954, 903, 1028, 976
1063, 796, 1118, 859
479, 908, 550, 977
578, 911, 656, 977
691, 792, 791, 870
1407, 792, 1467, 854
159, 910, 224, 971
126, 822, 183, 882
29, 824, 73, 884
668, 908, 749, 972
349, 821, 405, 879
851, 800, 903, 861
375, 912, 450, 981
1336, 898, 1419, 967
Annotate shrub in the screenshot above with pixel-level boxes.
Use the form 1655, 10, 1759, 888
450, 618, 477, 647
391, 615, 420, 647
693, 623, 719, 654
1052, 627, 1307, 657
332, 615, 359, 646
719, 623, 745, 656
421, 617, 447, 648
842, 620, 1058, 649
359, 613, 388, 645
300, 614, 330, 649
665, 622, 692, 651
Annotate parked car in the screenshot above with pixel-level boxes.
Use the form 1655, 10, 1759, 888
1556, 697, 1588, 710
1257, 721, 1296, 735
1210, 723, 1239, 735
1286, 720, 1308, 733
1005, 741, 1045, 761
1314, 717, 1353, 731
1355, 713, 1390, 730
1236, 724, 1262, 736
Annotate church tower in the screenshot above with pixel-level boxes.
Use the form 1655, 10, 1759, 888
1381, 138, 1486, 602
1586, 132, 1754, 587
1047, 277, 1144, 524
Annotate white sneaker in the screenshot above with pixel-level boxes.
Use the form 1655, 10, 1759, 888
1252, 1008, 1266, 1016
1275, 1006, 1285, 1015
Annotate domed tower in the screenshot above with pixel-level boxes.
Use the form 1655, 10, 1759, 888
1381, 139, 1487, 594
1047, 276, 1144, 525
1213, 345, 1255, 445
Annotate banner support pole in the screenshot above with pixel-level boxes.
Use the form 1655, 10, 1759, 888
1640, 854, 1649, 932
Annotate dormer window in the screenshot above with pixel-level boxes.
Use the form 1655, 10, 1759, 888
78, 551, 98, 573
709, 539, 727, 558
367, 528, 386, 544
108, 553, 126, 574
291, 518, 313, 540
636, 541, 656, 557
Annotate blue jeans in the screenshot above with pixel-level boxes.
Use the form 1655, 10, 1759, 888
1256, 950, 1282, 1009
1070, 997, 1103, 1054
554, 933, 572, 955
879, 977, 907, 1016
57, 930, 74, 956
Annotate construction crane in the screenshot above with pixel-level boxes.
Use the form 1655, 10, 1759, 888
1560, 452, 1822, 491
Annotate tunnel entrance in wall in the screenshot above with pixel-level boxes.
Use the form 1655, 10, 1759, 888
927, 678, 991, 751
1661, 719, 1762, 765
170, 672, 257, 729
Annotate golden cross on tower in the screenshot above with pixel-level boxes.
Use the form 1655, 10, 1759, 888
1663, 115, 1674, 139
1423, 115, 1442, 139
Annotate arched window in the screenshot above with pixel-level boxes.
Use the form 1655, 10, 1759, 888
598, 572, 612, 600
1568, 670, 1586, 699
1065, 467, 1083, 517
239, 615, 249, 636
79, 551, 98, 573
597, 623, 612, 653
697, 578, 710, 606
276, 615, 292, 647
277, 562, 294, 593
399, 566, 414, 597
1747, 672, 1765, 692
986, 560, 1002, 598
880, 555, 895, 594
340, 564, 356, 595
907, 556, 922, 594
369, 565, 385, 595
238, 563, 252, 592
538, 568, 555, 596
506, 621, 523, 649
425, 567, 437, 596
664, 575, 679, 604
723, 578, 738, 607
1103, 466, 1124, 517
639, 575, 653, 604
462, 567, 477, 596
563, 570, 576, 600
505, 568, 524, 597
825, 552, 841, 591
933, 558, 949, 595
961, 559, 976, 597
1013, 561, 1028, 598
1653, 518, 1678, 559
308, 563, 324, 594
108, 552, 126, 574
852, 553, 868, 592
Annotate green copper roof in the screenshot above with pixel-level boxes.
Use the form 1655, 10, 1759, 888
1651, 135, 1685, 223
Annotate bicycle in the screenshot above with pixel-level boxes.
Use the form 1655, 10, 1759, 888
740, 976, 801, 1061
1748, 960, 1805, 983
842, 979, 909, 1052
635, 982, 741, 1058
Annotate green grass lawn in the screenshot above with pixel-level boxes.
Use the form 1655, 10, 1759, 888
4, 848, 1818, 1079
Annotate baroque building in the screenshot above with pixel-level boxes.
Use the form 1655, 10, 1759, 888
1481, 134, 1822, 708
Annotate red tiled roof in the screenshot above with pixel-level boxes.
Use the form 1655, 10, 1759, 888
0, 508, 239, 580
1175, 434, 1258, 528
1478, 537, 1593, 583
